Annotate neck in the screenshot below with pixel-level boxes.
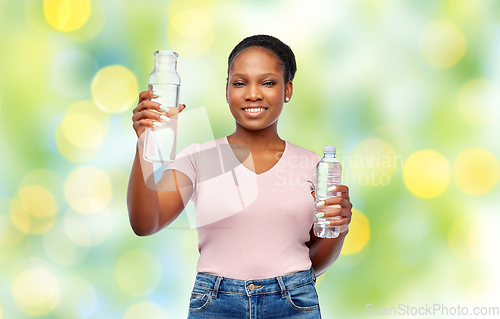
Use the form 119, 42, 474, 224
228, 122, 283, 150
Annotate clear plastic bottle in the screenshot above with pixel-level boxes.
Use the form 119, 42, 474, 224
143, 50, 180, 163
314, 146, 343, 238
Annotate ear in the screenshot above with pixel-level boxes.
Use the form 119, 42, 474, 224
285, 81, 293, 102
225, 80, 229, 103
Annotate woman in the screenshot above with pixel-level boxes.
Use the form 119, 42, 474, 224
127, 35, 353, 318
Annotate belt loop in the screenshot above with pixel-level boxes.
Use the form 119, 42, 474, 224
212, 276, 223, 299
276, 276, 287, 299
311, 266, 317, 282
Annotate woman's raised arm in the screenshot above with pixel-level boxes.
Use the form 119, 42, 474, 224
127, 90, 190, 236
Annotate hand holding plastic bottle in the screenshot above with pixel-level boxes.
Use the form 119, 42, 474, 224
311, 185, 352, 235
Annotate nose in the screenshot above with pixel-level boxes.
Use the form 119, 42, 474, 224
245, 83, 263, 101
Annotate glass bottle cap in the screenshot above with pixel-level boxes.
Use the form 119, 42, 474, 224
154, 50, 179, 57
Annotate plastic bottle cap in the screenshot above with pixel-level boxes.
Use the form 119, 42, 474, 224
323, 146, 336, 153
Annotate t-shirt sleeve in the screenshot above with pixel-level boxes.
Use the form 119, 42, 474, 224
163, 143, 200, 187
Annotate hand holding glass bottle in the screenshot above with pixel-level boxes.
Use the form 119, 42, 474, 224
132, 50, 186, 163
132, 90, 186, 140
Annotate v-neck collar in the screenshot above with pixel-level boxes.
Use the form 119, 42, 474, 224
223, 136, 289, 176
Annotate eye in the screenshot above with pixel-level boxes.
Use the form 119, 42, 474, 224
232, 82, 245, 87
263, 81, 276, 86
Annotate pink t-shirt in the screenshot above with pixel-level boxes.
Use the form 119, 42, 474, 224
164, 136, 321, 280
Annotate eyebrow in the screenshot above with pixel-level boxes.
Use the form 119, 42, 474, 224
231, 72, 278, 78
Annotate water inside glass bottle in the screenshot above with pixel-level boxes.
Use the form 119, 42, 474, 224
143, 51, 180, 163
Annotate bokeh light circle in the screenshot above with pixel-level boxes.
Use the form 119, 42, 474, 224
43, 224, 87, 265
64, 208, 114, 247
20, 169, 65, 208
403, 149, 450, 198
19, 186, 58, 218
56, 100, 109, 162
91, 65, 138, 113
458, 79, 500, 126
115, 249, 162, 296
62, 113, 104, 148
349, 138, 399, 186
166, 0, 214, 57
419, 21, 466, 69
54, 275, 97, 319
453, 147, 499, 195
341, 208, 370, 255
0, 205, 26, 246
64, 166, 112, 214
12, 267, 60, 316
10, 186, 58, 234
123, 301, 168, 319
43, 0, 91, 32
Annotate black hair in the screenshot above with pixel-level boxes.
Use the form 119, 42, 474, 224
227, 34, 297, 83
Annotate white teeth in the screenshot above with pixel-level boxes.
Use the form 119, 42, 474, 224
244, 108, 265, 113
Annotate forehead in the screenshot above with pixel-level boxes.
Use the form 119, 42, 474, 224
230, 47, 283, 75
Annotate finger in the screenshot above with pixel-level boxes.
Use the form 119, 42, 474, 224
133, 118, 159, 138
133, 109, 169, 124
179, 104, 187, 112
310, 190, 315, 198
160, 106, 183, 117
328, 184, 349, 199
135, 99, 170, 115
323, 216, 351, 227
330, 206, 353, 219
316, 196, 342, 207
138, 90, 159, 104
135, 118, 159, 129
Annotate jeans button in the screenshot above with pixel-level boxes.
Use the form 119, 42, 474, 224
248, 284, 255, 291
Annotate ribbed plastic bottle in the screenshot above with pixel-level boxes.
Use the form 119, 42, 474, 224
314, 146, 342, 238
143, 50, 180, 163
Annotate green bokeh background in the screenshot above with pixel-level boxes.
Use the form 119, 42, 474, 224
1, 0, 499, 318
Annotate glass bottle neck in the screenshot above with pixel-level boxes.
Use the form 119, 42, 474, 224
154, 55, 177, 71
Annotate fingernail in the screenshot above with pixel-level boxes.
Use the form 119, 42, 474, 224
153, 122, 162, 127
315, 200, 325, 207
160, 115, 170, 122
328, 185, 337, 192
322, 221, 331, 225
332, 204, 341, 209
159, 105, 169, 112
153, 91, 162, 97
315, 213, 324, 218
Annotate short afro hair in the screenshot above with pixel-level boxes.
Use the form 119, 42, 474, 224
227, 34, 297, 83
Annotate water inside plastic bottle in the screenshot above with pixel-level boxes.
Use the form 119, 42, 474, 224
314, 152, 342, 238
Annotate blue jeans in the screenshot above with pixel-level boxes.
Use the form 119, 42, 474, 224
187, 266, 321, 318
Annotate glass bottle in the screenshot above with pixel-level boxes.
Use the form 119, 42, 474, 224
143, 51, 180, 163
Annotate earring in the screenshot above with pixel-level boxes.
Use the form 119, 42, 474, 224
285, 97, 290, 102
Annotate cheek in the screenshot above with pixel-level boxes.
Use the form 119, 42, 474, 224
268, 89, 284, 102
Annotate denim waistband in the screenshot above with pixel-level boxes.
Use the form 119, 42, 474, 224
193, 266, 317, 299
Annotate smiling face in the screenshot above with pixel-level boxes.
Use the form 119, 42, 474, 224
226, 46, 292, 133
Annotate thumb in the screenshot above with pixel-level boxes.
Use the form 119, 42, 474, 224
311, 190, 315, 198
179, 104, 186, 112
